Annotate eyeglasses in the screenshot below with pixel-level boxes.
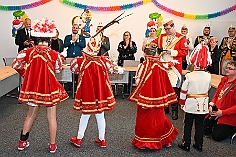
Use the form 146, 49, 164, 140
164, 27, 172, 31
124, 34, 130, 36
226, 67, 236, 70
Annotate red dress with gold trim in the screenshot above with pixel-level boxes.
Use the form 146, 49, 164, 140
70, 52, 116, 114
12, 46, 68, 106
128, 55, 179, 150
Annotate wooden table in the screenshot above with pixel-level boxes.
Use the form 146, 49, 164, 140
0, 66, 19, 97
211, 74, 223, 88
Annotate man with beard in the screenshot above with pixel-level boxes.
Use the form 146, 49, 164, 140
64, 24, 86, 57
194, 25, 212, 47
219, 25, 236, 75
152, 18, 188, 120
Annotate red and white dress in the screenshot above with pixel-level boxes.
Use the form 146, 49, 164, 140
128, 55, 179, 150
12, 46, 69, 106
70, 51, 116, 114
152, 32, 188, 87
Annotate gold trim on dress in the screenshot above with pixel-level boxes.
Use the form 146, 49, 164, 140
134, 125, 175, 142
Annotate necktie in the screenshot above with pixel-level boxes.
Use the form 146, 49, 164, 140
26, 29, 30, 40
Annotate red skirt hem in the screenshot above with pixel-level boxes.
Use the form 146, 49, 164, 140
131, 127, 179, 150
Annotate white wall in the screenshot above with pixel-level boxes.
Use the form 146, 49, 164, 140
0, 0, 235, 66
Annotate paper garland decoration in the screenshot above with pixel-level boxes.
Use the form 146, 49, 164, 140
0, 0, 51, 10
59, 0, 236, 19
1, 0, 235, 19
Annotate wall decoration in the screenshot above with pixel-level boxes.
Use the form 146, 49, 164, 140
59, 0, 236, 19
1, 0, 235, 19
72, 9, 93, 38
145, 12, 163, 37
12, 10, 28, 38
0, 0, 51, 11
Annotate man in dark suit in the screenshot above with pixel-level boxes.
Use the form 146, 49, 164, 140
15, 18, 34, 52
64, 24, 86, 57
96, 23, 110, 56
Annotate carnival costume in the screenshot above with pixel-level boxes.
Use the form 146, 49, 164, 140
219, 25, 236, 75
152, 18, 188, 120
69, 11, 127, 148
178, 42, 212, 152
12, 19, 68, 106
194, 25, 212, 47
12, 18, 68, 153
128, 55, 179, 150
69, 50, 123, 148
13, 47, 68, 106
70, 51, 116, 113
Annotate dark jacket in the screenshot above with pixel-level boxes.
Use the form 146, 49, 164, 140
117, 41, 137, 66
64, 34, 86, 57
97, 36, 110, 56
15, 28, 35, 52
51, 38, 64, 53
207, 45, 222, 75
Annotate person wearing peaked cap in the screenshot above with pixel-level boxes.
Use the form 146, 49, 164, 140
178, 41, 212, 152
181, 25, 194, 70
219, 25, 236, 75
12, 18, 69, 153
194, 24, 213, 47
152, 18, 188, 120
96, 22, 110, 56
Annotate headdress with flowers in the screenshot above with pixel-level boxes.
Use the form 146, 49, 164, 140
190, 43, 212, 69
31, 18, 56, 37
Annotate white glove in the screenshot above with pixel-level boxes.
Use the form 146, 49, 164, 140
171, 60, 180, 64
61, 50, 67, 58
117, 67, 124, 74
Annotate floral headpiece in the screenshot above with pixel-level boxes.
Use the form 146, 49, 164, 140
31, 18, 56, 37
190, 43, 212, 69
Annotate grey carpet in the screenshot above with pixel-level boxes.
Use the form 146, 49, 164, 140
0, 90, 235, 157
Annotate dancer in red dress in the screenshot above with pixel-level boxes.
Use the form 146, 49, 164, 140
128, 43, 179, 150
69, 48, 122, 148
12, 18, 68, 153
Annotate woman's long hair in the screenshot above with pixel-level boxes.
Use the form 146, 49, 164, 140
123, 31, 132, 43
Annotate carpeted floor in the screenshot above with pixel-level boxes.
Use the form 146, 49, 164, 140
0, 90, 235, 157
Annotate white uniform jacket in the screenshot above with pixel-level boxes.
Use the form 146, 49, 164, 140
179, 70, 211, 114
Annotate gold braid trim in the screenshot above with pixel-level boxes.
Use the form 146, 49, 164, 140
134, 125, 175, 142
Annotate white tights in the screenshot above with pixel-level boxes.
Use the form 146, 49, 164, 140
77, 112, 106, 140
